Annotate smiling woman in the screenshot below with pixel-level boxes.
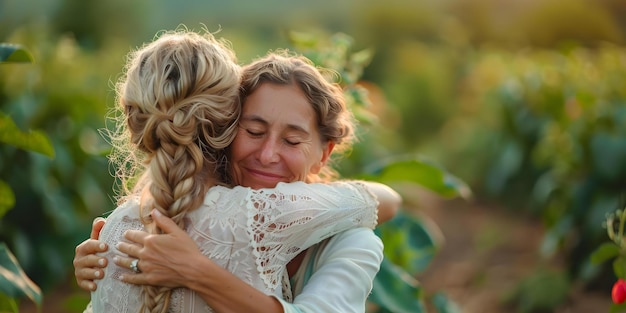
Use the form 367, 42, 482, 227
230, 83, 333, 189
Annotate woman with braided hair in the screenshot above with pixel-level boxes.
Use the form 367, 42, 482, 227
89, 28, 399, 313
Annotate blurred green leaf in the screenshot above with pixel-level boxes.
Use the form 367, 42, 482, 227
363, 158, 471, 199
0, 43, 34, 63
0, 114, 55, 158
591, 242, 621, 265
376, 211, 441, 275
431, 292, 462, 313
590, 131, 626, 182
0, 243, 42, 307
0, 180, 16, 218
507, 268, 569, 313
62, 292, 91, 313
614, 257, 626, 279
287, 31, 320, 50
349, 48, 373, 70
369, 258, 425, 313
611, 303, 626, 313
0, 293, 19, 313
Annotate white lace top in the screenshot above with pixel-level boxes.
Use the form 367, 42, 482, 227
91, 181, 378, 313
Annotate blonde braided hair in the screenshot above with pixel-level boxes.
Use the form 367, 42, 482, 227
109, 27, 240, 313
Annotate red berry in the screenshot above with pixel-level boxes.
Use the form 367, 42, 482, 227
613, 279, 626, 304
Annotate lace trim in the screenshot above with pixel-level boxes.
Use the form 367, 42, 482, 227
248, 181, 378, 292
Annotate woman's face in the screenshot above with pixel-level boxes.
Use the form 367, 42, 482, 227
230, 83, 334, 189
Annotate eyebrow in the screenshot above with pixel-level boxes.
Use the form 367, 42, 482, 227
241, 114, 311, 136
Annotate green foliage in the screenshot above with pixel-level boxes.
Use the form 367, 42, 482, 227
0, 180, 14, 219
0, 26, 117, 303
0, 43, 43, 312
506, 268, 570, 313
375, 211, 440, 275
0, 44, 34, 63
443, 45, 626, 291
369, 258, 425, 313
288, 31, 378, 126
0, 113, 54, 158
0, 243, 41, 311
366, 159, 468, 312
590, 208, 626, 310
362, 158, 471, 200
431, 292, 462, 313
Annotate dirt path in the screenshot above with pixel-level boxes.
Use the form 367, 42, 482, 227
415, 193, 612, 313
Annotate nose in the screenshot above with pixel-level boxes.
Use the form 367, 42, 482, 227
257, 138, 280, 165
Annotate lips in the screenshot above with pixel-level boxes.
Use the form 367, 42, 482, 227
242, 168, 290, 189
246, 167, 286, 181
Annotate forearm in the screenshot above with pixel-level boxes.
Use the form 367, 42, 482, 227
185, 253, 284, 313
360, 181, 401, 223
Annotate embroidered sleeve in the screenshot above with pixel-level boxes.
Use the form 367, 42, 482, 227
245, 181, 378, 292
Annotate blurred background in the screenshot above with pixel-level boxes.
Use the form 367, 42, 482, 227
2, 0, 626, 312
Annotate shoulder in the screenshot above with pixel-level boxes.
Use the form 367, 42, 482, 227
106, 196, 141, 221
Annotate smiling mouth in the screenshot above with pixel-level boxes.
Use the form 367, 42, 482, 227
246, 168, 284, 180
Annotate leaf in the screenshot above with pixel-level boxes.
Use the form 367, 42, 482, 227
349, 48, 374, 70
0, 243, 42, 306
0, 43, 34, 63
610, 303, 626, 313
287, 31, 320, 49
590, 242, 621, 265
590, 131, 626, 182
614, 257, 626, 279
0, 293, 19, 313
362, 158, 472, 199
431, 292, 462, 313
375, 211, 442, 275
369, 258, 426, 313
0, 114, 55, 158
0, 180, 16, 219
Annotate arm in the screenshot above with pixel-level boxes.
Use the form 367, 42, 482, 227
358, 181, 400, 223
279, 228, 384, 313
116, 181, 399, 311
73, 217, 108, 291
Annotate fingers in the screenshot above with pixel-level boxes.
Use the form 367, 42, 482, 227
113, 255, 137, 272
74, 240, 108, 268
151, 209, 180, 234
123, 229, 148, 246
116, 241, 141, 259
75, 262, 105, 291
113, 256, 148, 285
91, 217, 106, 240
74, 238, 108, 292
76, 239, 108, 257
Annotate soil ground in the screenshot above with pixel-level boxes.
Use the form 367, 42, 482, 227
415, 191, 613, 313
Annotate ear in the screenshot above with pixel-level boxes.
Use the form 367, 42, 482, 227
320, 141, 335, 165
311, 141, 335, 174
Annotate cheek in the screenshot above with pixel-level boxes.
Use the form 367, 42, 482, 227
230, 131, 251, 163
284, 150, 319, 182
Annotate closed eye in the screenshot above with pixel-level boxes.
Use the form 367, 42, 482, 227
284, 138, 301, 145
246, 129, 264, 137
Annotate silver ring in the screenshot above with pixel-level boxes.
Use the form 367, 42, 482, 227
130, 259, 141, 273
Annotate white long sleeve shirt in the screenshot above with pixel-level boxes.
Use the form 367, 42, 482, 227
278, 227, 384, 313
